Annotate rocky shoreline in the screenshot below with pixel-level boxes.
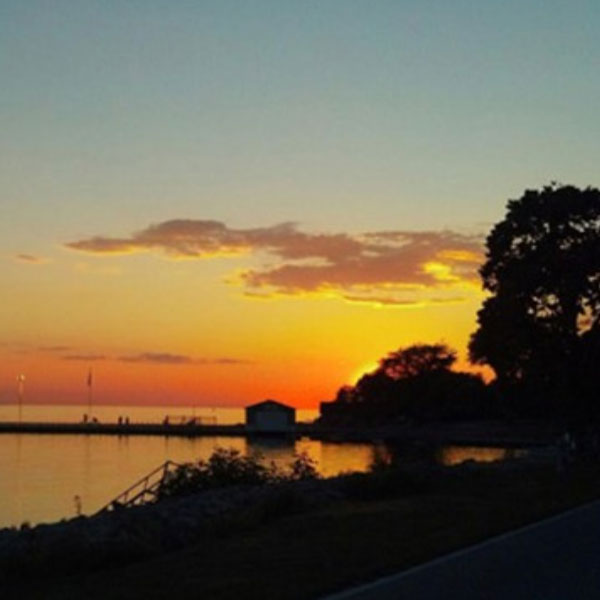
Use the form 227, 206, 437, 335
0, 454, 552, 586
0, 476, 349, 583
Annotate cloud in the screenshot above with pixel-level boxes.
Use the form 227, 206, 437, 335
65, 220, 361, 261
55, 350, 251, 366
66, 219, 485, 306
39, 345, 72, 352
208, 357, 254, 365
15, 254, 49, 264
340, 294, 469, 308
117, 352, 253, 365
63, 354, 106, 361
238, 228, 483, 304
118, 352, 194, 364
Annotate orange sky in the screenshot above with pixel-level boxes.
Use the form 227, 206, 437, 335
4, 3, 595, 409
1, 233, 488, 409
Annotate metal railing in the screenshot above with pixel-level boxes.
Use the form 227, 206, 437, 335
96, 460, 182, 514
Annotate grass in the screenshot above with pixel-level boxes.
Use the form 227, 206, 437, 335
7, 461, 600, 600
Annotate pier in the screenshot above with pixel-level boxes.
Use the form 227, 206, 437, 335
0, 421, 253, 437
0, 419, 557, 447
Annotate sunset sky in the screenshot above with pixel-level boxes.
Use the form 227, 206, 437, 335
2, 1, 599, 408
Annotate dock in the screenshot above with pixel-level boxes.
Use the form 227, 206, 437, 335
0, 421, 254, 437
0, 420, 557, 447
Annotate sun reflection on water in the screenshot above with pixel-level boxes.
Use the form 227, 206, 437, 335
439, 445, 526, 466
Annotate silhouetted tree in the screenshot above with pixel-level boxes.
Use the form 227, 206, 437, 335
354, 370, 405, 419
334, 385, 357, 404
379, 344, 457, 379
323, 344, 490, 424
469, 184, 600, 421
402, 369, 489, 422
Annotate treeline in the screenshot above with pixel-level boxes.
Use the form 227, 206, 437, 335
321, 184, 600, 427
321, 344, 498, 425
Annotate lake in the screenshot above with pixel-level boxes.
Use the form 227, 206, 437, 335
0, 404, 524, 528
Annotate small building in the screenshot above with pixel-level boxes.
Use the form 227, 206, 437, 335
245, 399, 296, 433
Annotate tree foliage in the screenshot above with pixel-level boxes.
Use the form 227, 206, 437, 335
469, 184, 600, 419
324, 344, 490, 423
379, 344, 457, 379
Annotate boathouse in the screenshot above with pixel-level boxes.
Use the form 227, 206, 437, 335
245, 399, 296, 433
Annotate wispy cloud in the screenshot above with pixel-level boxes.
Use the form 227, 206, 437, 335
39, 345, 72, 352
62, 354, 107, 361
15, 254, 49, 264
204, 357, 254, 365
118, 352, 195, 365
117, 352, 253, 366
66, 219, 485, 307
340, 294, 469, 308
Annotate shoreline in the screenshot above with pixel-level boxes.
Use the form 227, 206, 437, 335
3, 456, 599, 600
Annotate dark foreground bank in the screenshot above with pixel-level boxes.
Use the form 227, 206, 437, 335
3, 457, 600, 600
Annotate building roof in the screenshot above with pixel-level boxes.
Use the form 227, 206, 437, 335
245, 399, 295, 412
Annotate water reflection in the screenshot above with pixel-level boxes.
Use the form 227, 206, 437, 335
438, 445, 526, 466
375, 442, 527, 468
0, 434, 526, 528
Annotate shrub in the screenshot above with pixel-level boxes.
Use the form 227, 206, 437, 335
157, 447, 319, 500
288, 452, 319, 481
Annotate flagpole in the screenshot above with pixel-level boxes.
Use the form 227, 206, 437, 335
17, 374, 25, 423
87, 368, 93, 419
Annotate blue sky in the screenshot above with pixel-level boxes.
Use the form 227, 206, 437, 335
3, 1, 599, 245
1, 1, 599, 405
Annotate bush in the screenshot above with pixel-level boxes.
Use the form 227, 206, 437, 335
288, 452, 319, 481
157, 447, 319, 500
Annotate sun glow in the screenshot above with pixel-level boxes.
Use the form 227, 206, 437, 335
349, 360, 380, 385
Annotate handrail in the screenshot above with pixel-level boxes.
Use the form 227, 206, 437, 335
115, 460, 179, 500
96, 459, 182, 514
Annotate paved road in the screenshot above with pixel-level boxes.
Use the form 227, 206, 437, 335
325, 501, 600, 600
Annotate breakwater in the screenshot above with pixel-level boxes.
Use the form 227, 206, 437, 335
0, 421, 255, 437
0, 420, 556, 447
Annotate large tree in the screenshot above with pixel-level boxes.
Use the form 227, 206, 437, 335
378, 343, 456, 379
469, 184, 600, 418
325, 344, 489, 423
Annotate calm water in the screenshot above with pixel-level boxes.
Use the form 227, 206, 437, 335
0, 404, 373, 527
0, 404, 524, 528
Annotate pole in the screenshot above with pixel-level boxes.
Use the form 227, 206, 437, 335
87, 368, 93, 419
17, 374, 25, 423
